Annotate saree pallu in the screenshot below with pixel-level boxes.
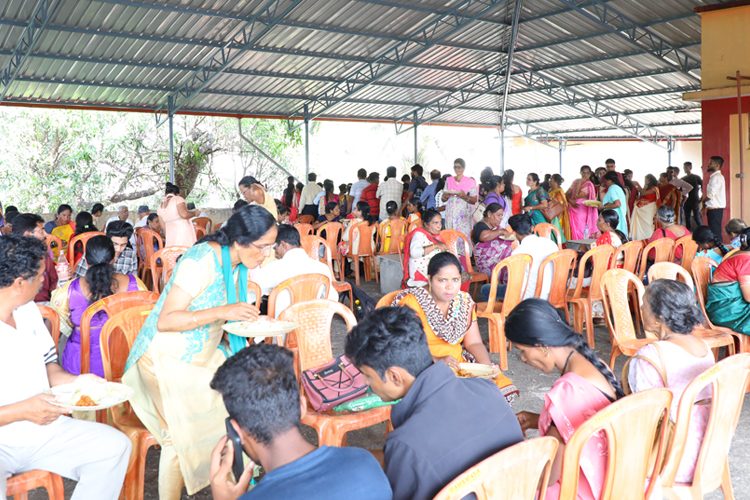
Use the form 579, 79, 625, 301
474, 237, 513, 284
706, 281, 750, 335
568, 180, 598, 240
549, 188, 572, 241
630, 201, 658, 241
525, 187, 550, 226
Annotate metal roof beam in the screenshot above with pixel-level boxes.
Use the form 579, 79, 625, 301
353, 0, 509, 25
518, 106, 699, 124
154, 0, 302, 125
555, 0, 701, 84
508, 86, 697, 111
0, 0, 61, 103
527, 119, 700, 135
515, 69, 674, 148
285, 0, 511, 131
504, 120, 568, 149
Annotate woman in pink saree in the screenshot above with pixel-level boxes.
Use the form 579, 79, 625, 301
472, 203, 513, 283
566, 166, 599, 240
507, 299, 624, 500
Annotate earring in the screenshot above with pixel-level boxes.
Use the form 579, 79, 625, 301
541, 346, 549, 356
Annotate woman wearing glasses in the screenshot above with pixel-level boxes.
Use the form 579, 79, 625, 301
123, 205, 277, 500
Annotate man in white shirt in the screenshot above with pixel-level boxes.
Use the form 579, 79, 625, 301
376, 166, 403, 221
702, 156, 727, 239
480, 214, 559, 302
253, 225, 337, 317
299, 173, 324, 218
133, 205, 151, 229
349, 168, 370, 210
104, 205, 133, 231
0, 235, 131, 499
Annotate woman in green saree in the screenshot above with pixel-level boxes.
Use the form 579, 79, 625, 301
706, 227, 750, 335
522, 173, 551, 226
123, 204, 277, 500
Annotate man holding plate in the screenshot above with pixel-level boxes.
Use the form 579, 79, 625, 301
0, 235, 131, 499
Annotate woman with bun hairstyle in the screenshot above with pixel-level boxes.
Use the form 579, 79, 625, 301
508, 299, 623, 500
123, 205, 277, 500
52, 235, 146, 377
158, 182, 198, 247
71, 211, 99, 266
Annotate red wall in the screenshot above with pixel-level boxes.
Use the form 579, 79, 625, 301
701, 95, 750, 240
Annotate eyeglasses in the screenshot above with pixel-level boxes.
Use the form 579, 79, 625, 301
251, 242, 276, 254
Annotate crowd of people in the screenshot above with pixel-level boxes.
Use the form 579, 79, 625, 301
0, 153, 749, 500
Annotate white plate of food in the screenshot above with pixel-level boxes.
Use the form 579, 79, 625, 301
46, 382, 134, 411
222, 318, 299, 338
453, 363, 501, 380
582, 200, 602, 207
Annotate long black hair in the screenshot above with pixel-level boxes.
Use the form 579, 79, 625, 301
644, 174, 658, 191
198, 205, 276, 247
74, 212, 98, 235
436, 174, 450, 195
407, 196, 424, 218
603, 171, 623, 190
385, 200, 399, 217
165, 182, 180, 195
505, 298, 625, 399
692, 226, 728, 257
84, 235, 117, 303
427, 251, 461, 277
581, 165, 598, 187
501, 172, 514, 198
323, 179, 335, 205
599, 209, 628, 244
355, 201, 377, 226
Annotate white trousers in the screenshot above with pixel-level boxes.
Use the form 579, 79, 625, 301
0, 416, 131, 500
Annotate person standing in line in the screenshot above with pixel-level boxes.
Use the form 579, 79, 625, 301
420, 169, 441, 210
702, 156, 727, 241
298, 173, 323, 218
404, 164, 428, 211
349, 168, 370, 211
442, 158, 477, 243
682, 161, 703, 230
360, 172, 381, 219
667, 166, 693, 225
281, 176, 296, 208
377, 166, 403, 222
604, 158, 625, 188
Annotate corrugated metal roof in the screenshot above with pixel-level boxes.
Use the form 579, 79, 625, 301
0, 0, 718, 141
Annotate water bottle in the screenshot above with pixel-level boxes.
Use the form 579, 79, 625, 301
55, 251, 71, 286
354, 300, 362, 313
583, 224, 590, 239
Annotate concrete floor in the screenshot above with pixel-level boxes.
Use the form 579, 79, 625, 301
31, 280, 750, 499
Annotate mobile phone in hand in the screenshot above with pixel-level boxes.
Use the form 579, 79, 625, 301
225, 417, 244, 482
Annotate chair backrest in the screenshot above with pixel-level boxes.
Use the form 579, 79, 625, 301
379, 218, 408, 254
192, 216, 212, 233
558, 388, 673, 500
301, 234, 330, 263
534, 222, 563, 250
67, 231, 106, 267
80, 290, 160, 374
479, 253, 532, 316
348, 221, 379, 257
46, 233, 63, 262
38, 305, 60, 352
99, 305, 154, 384
672, 235, 698, 271
691, 257, 720, 329
535, 249, 577, 307
613, 240, 643, 274
193, 225, 207, 240
647, 262, 694, 288
295, 223, 314, 236
432, 436, 559, 500
570, 244, 614, 301
638, 238, 675, 280
296, 214, 315, 224
408, 219, 423, 233
138, 227, 164, 267
278, 299, 357, 374
267, 273, 332, 319
600, 269, 647, 344
316, 221, 343, 251
660, 354, 750, 490
150, 246, 189, 293
440, 229, 476, 273
376, 290, 400, 308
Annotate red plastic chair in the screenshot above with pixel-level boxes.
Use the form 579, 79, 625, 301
300, 235, 354, 309
192, 216, 213, 233
137, 228, 163, 290
267, 273, 332, 319
440, 229, 488, 299
345, 221, 380, 286
295, 223, 314, 237
67, 231, 106, 269
38, 304, 60, 353
534, 222, 563, 250
193, 225, 206, 240
149, 246, 189, 294
566, 244, 614, 348
99, 305, 159, 500
6, 470, 65, 500
534, 249, 577, 322
278, 299, 392, 447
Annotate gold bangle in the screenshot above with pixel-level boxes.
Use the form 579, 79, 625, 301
192, 313, 199, 326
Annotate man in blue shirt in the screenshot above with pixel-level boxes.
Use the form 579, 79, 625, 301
209, 344, 392, 500
420, 169, 441, 210
346, 307, 523, 500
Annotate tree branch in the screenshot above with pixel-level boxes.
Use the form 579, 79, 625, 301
108, 185, 162, 204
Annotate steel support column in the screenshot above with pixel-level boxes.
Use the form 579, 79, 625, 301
500, 0, 524, 129
499, 129, 505, 174
413, 112, 418, 165
168, 97, 175, 183
559, 141, 564, 175
304, 106, 310, 179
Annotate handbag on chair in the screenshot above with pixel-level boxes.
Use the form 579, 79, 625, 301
301, 355, 368, 411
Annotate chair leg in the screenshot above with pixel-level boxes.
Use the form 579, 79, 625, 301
571, 303, 584, 336
720, 457, 735, 500
497, 320, 508, 371
581, 300, 594, 348
487, 319, 500, 354
609, 345, 622, 370
353, 259, 361, 287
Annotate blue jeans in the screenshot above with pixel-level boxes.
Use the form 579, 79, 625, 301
481, 284, 507, 302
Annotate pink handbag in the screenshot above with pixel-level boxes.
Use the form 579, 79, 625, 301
301, 355, 368, 411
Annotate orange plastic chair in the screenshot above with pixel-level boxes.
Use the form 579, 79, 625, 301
149, 246, 189, 294
534, 249, 577, 322
67, 231, 106, 268
192, 216, 213, 233
476, 253, 533, 370
296, 214, 315, 224
672, 235, 698, 271
567, 244, 614, 348
534, 222, 563, 250
45, 233, 63, 261
345, 221, 380, 286
295, 223, 314, 236
647, 261, 694, 288
638, 238, 675, 281
317, 222, 345, 278
440, 229, 488, 299
376, 290, 400, 309
278, 299, 391, 447
599, 269, 657, 368
660, 354, 750, 500
6, 470, 65, 500
267, 273, 332, 319
408, 219, 423, 233
300, 235, 354, 309
38, 304, 60, 352
692, 257, 749, 355
81, 290, 160, 422
99, 305, 159, 500
378, 218, 408, 257
137, 228, 164, 290
613, 240, 644, 274
432, 436, 558, 500
558, 388, 673, 500
193, 225, 206, 240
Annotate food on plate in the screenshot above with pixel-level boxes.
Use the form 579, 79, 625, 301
75, 394, 97, 407
582, 200, 602, 207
